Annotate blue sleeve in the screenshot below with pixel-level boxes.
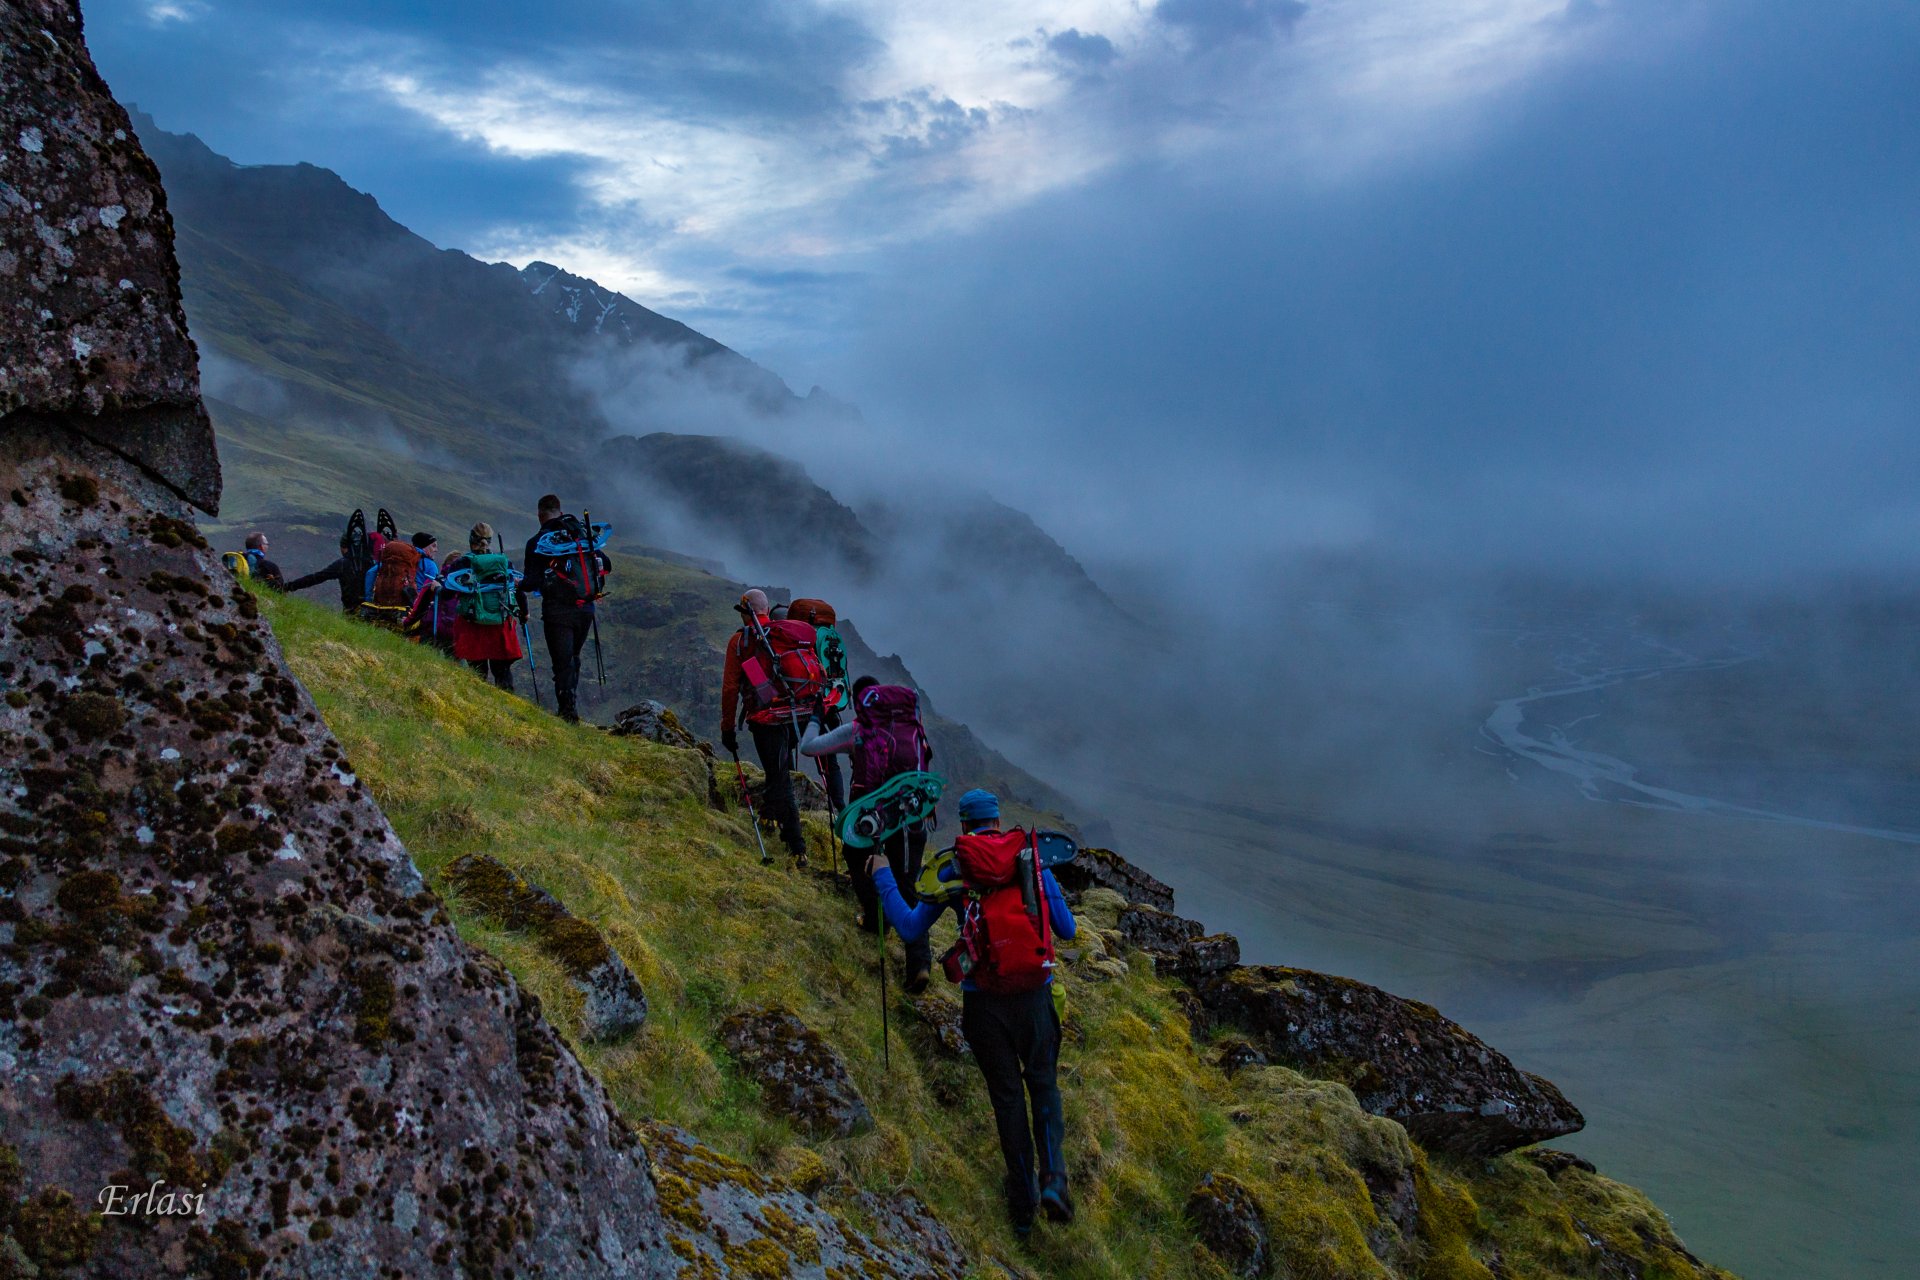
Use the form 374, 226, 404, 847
363, 566, 376, 596
873, 866, 945, 943
1043, 869, 1075, 940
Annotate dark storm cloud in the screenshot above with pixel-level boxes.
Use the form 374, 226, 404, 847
83, 0, 880, 250
827, 1, 1920, 587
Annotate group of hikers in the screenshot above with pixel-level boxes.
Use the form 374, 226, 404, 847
228, 496, 1079, 1241
238, 495, 610, 722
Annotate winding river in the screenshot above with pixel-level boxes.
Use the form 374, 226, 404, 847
1480, 632, 1920, 846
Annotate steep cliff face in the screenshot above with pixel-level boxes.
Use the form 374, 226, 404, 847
0, 8, 951, 1277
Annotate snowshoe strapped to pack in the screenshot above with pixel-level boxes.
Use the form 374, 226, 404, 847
535, 516, 610, 608
451, 554, 517, 626
376, 508, 398, 542
839, 770, 945, 848
942, 828, 1056, 994
917, 829, 1078, 904
850, 684, 930, 796
344, 509, 371, 583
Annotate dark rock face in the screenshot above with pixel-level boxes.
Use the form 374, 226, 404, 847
719, 1006, 872, 1138
1162, 933, 1241, 980
609, 700, 697, 750
1054, 846, 1175, 912
1212, 1039, 1270, 1078
1185, 1173, 1271, 1279
1116, 904, 1202, 954
444, 854, 648, 1042
0, 428, 674, 1275
1196, 966, 1584, 1158
1, 1, 218, 511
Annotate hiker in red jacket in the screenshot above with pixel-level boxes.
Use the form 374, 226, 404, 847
720, 589, 824, 865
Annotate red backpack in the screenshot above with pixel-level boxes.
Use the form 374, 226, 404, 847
371, 541, 421, 608
941, 829, 1055, 995
740, 618, 828, 723
850, 684, 930, 797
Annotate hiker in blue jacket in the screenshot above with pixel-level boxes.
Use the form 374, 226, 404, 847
869, 787, 1077, 1239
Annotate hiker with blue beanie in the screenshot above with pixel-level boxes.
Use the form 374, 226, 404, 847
868, 787, 1077, 1239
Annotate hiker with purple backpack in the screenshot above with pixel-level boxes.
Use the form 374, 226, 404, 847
802, 675, 936, 992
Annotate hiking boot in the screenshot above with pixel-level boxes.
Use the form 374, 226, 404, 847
792, 853, 810, 871
1039, 1175, 1074, 1224
903, 961, 930, 995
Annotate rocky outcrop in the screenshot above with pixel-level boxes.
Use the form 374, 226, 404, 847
1115, 904, 1240, 979
1196, 966, 1584, 1158
1054, 846, 1175, 912
1185, 1173, 1271, 1279
609, 699, 698, 749
719, 1006, 873, 1138
646, 1125, 966, 1280
444, 853, 648, 1042
1, 1, 218, 511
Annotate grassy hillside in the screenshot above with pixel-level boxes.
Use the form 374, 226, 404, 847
263, 590, 1735, 1280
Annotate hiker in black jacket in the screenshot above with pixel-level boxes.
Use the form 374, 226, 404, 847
285, 534, 361, 612
518, 493, 610, 723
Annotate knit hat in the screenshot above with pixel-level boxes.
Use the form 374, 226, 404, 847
412, 531, 437, 550
957, 789, 1000, 822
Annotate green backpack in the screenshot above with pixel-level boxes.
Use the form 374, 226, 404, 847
459, 553, 514, 626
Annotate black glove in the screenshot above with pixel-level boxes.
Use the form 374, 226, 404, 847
721, 727, 738, 755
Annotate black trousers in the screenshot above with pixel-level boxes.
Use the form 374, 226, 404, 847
962, 985, 1066, 1222
468, 658, 514, 692
853, 820, 931, 973
542, 610, 594, 719
749, 720, 805, 857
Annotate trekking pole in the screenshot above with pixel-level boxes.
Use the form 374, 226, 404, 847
502, 530, 542, 709
877, 900, 891, 1069
732, 750, 773, 865
583, 508, 607, 688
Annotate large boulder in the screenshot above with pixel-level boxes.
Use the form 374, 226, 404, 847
444, 854, 648, 1042
609, 699, 697, 749
1196, 966, 1584, 1157
719, 1006, 873, 1138
1, 0, 218, 511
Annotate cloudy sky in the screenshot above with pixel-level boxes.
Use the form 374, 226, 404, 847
90, 0, 1920, 584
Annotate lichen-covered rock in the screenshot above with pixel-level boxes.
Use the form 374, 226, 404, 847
609, 699, 697, 749
1161, 933, 1241, 980
0, 1, 218, 511
445, 852, 648, 1042
1185, 1173, 1271, 1279
1053, 846, 1175, 912
1196, 966, 1584, 1157
909, 992, 971, 1061
1116, 903, 1203, 954
851, 1190, 968, 1278
720, 1005, 873, 1138
646, 1125, 965, 1279
0, 428, 676, 1275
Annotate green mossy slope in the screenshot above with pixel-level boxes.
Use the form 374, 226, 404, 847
264, 591, 1736, 1280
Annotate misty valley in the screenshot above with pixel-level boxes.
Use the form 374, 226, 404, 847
10, 10, 1918, 1275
